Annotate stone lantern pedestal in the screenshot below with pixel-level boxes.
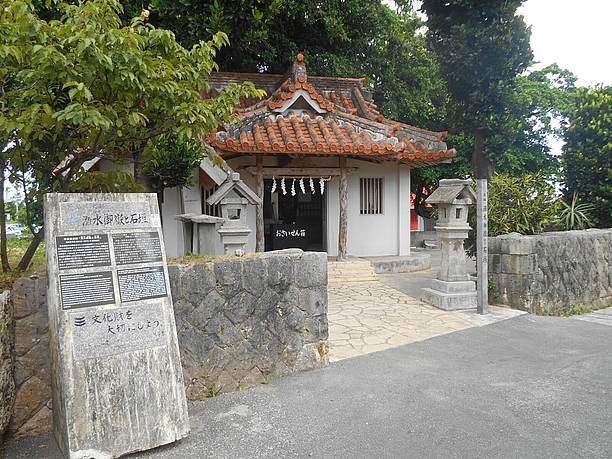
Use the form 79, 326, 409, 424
421, 179, 477, 310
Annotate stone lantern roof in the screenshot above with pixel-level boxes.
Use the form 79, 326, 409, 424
206, 172, 262, 206
426, 179, 476, 205
206, 54, 456, 168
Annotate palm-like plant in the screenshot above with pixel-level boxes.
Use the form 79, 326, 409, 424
558, 193, 595, 230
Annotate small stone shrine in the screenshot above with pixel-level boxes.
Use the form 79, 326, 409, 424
206, 172, 262, 255
44, 193, 189, 458
421, 179, 477, 310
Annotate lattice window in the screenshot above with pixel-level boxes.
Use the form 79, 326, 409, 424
360, 178, 384, 215
201, 185, 221, 217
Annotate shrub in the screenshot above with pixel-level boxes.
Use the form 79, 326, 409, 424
466, 172, 561, 256
557, 192, 595, 231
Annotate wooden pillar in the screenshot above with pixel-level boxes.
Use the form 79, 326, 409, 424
476, 178, 488, 314
255, 154, 264, 252
338, 155, 348, 260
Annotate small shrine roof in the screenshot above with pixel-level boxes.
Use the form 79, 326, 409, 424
207, 54, 455, 167
426, 179, 477, 204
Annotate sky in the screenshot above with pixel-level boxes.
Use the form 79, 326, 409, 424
518, 0, 612, 86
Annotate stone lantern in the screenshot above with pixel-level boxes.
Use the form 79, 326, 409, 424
206, 172, 262, 255
421, 179, 478, 310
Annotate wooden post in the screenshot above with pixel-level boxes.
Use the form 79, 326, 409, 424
338, 155, 348, 261
255, 154, 264, 252
472, 134, 493, 315
476, 178, 488, 314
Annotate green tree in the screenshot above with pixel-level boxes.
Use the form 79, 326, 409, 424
0, 146, 9, 271
144, 135, 206, 195
412, 65, 576, 218
135, 0, 575, 219
420, 0, 533, 176
562, 86, 611, 228
4, 199, 28, 225
143, 134, 208, 216
0, 0, 262, 271
88, 0, 577, 233
132, 0, 458, 217
144, 0, 450, 127
492, 64, 576, 176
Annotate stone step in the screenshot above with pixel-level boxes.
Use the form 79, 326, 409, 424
367, 254, 431, 274
327, 260, 379, 284
328, 270, 377, 276
329, 269, 376, 273
328, 270, 377, 277
328, 265, 374, 272
328, 273, 378, 279
328, 278, 379, 284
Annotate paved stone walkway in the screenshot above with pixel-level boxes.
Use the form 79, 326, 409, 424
328, 261, 525, 362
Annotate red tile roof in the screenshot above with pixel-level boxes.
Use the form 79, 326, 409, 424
208, 54, 455, 167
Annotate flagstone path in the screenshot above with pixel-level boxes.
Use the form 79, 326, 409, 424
327, 259, 525, 362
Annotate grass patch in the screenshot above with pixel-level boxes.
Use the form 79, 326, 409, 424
168, 251, 260, 265
540, 302, 612, 317
0, 237, 46, 291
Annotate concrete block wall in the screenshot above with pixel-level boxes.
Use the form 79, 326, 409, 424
489, 229, 612, 314
0, 250, 329, 439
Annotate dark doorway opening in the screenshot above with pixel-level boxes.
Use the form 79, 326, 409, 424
263, 178, 326, 251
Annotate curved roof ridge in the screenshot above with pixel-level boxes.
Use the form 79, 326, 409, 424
333, 111, 448, 145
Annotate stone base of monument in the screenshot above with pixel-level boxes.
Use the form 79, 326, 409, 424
421, 279, 477, 310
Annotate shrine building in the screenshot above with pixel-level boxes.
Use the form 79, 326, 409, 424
159, 54, 455, 258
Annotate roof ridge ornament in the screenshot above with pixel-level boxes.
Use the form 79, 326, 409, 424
291, 53, 307, 84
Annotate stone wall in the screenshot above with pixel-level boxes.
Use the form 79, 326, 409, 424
1, 290, 14, 438
489, 229, 612, 314
7, 275, 52, 439
1, 250, 329, 438
169, 250, 329, 399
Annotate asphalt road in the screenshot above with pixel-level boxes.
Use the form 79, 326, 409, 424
5, 313, 612, 459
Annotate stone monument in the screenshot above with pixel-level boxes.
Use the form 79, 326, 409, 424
45, 193, 189, 458
421, 179, 478, 310
206, 172, 262, 255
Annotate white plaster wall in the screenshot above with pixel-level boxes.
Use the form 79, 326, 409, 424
160, 169, 203, 258
221, 156, 413, 257
327, 160, 409, 257
161, 187, 183, 258
326, 177, 340, 256
236, 166, 257, 253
